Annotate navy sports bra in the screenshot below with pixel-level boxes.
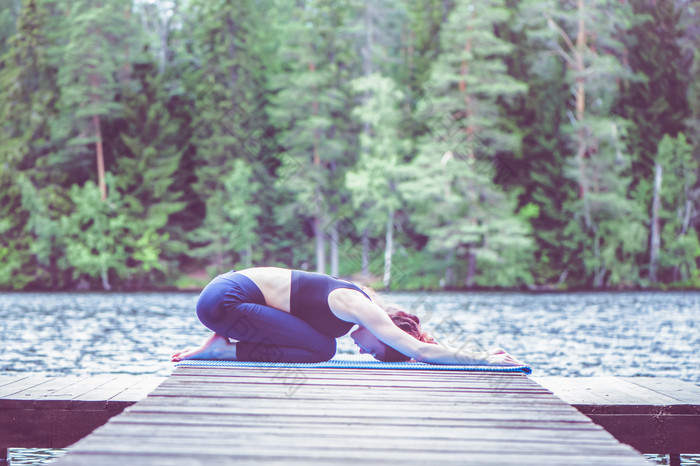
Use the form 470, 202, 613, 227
290, 270, 371, 338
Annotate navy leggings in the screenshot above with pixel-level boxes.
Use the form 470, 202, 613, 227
195, 271, 337, 362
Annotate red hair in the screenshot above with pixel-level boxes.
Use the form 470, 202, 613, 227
379, 306, 436, 362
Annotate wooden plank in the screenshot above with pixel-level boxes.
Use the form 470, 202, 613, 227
532, 376, 639, 405
148, 390, 567, 408
74, 375, 156, 403
535, 376, 700, 414
47, 450, 650, 466
44, 375, 121, 400
106, 417, 609, 438
153, 377, 560, 396
622, 377, 700, 405
110, 411, 607, 431
0, 375, 31, 388
0, 376, 161, 409
62, 422, 644, 455
127, 405, 590, 424
84, 419, 621, 442
570, 377, 688, 405
0, 375, 53, 399
164, 376, 541, 392
108, 376, 166, 402
71, 433, 640, 457
0, 376, 85, 408
146, 390, 569, 405
27, 376, 124, 410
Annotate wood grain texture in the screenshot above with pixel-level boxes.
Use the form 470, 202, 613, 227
48, 368, 648, 465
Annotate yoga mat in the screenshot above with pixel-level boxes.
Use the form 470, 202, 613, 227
175, 354, 532, 374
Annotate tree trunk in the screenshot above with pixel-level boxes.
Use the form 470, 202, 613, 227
92, 113, 107, 201
308, 61, 324, 274
444, 249, 454, 288
593, 230, 605, 288
314, 214, 325, 274
363, 0, 373, 77
460, 20, 474, 160
361, 227, 370, 277
649, 161, 662, 283
100, 266, 111, 291
330, 220, 339, 277
575, 0, 591, 228
465, 248, 477, 288
383, 207, 394, 288
244, 243, 252, 268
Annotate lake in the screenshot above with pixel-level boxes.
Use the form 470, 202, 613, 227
1, 291, 698, 465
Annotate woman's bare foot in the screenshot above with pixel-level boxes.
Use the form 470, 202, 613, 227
171, 333, 236, 362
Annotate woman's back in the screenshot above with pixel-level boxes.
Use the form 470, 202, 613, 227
236, 267, 292, 312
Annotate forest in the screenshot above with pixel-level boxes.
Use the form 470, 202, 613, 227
1, 0, 699, 291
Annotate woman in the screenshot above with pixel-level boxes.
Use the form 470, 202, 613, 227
171, 267, 524, 367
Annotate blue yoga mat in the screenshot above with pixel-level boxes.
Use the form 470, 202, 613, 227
175, 354, 532, 374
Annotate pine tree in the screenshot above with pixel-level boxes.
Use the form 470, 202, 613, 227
113, 60, 188, 283
53, 0, 137, 197
617, 0, 695, 285
184, 0, 272, 273
0, 0, 64, 289
502, 0, 580, 287
269, 0, 363, 274
654, 134, 700, 283
350, 0, 410, 281
347, 74, 409, 287
188, 159, 263, 271
618, 0, 692, 181
403, 0, 533, 288
404, 0, 450, 109
516, 0, 645, 288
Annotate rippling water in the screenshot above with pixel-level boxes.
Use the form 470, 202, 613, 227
2, 291, 699, 465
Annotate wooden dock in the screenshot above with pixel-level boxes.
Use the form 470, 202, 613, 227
45, 366, 649, 465
534, 376, 700, 466
0, 374, 165, 465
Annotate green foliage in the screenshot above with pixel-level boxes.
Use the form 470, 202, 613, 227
268, 0, 365, 271
618, 0, 693, 177
53, 0, 137, 157
188, 159, 263, 273
183, 0, 275, 271
655, 134, 700, 282
1, 0, 699, 290
0, 0, 66, 290
401, 0, 534, 288
0, 0, 19, 67
59, 175, 166, 290
348, 74, 407, 230
0, 170, 34, 290
115, 61, 188, 272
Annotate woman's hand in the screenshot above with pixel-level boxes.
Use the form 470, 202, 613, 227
485, 348, 526, 366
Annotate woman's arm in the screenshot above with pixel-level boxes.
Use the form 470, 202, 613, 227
330, 289, 522, 366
